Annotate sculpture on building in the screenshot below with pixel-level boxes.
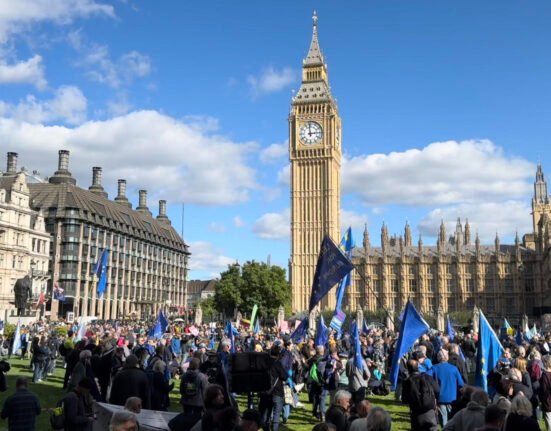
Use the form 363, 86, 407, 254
14, 275, 32, 316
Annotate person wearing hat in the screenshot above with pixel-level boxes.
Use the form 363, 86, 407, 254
413, 347, 433, 377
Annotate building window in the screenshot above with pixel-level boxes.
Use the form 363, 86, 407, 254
466, 278, 473, 292
12, 255, 16, 268
391, 278, 399, 292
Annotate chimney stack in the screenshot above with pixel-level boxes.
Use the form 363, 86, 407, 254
137, 190, 151, 215
157, 199, 170, 224
114, 179, 132, 208
49, 149, 76, 185
6, 152, 18, 175
88, 167, 108, 198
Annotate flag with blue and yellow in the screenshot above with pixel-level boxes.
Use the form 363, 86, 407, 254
330, 227, 355, 331
475, 310, 504, 392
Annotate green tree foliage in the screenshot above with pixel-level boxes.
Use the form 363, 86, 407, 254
214, 261, 290, 318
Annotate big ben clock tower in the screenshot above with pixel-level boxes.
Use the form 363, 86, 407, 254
290, 12, 342, 312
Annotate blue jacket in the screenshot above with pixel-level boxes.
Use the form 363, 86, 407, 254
432, 362, 464, 403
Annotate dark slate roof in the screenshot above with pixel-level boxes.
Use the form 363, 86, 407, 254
29, 181, 189, 254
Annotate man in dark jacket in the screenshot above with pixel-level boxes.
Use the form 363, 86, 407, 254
267, 346, 288, 431
402, 359, 440, 431
63, 377, 95, 431
109, 354, 151, 409
0, 377, 40, 430
324, 390, 352, 431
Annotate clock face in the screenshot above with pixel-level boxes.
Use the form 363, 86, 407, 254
299, 121, 323, 145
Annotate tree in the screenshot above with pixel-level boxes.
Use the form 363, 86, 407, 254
214, 263, 243, 317
214, 261, 290, 319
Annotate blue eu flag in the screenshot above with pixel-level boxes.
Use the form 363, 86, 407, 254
351, 321, 363, 371
94, 249, 109, 298
290, 317, 308, 343
475, 309, 504, 392
309, 235, 354, 312
389, 300, 429, 390
315, 315, 329, 347
447, 316, 454, 341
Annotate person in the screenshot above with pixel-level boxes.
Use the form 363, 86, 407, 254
124, 397, 142, 414
492, 378, 513, 412
0, 377, 41, 430
109, 411, 138, 431
504, 394, 541, 431
31, 335, 49, 383
324, 390, 352, 431
267, 345, 288, 431
365, 406, 391, 431
180, 357, 209, 416
63, 377, 96, 431
109, 354, 151, 409
402, 359, 439, 431
539, 354, 551, 431
348, 400, 371, 431
68, 350, 91, 391
346, 348, 370, 404
188, 384, 227, 431
240, 408, 263, 431
474, 404, 507, 431
150, 359, 174, 411
443, 389, 489, 431
432, 349, 464, 426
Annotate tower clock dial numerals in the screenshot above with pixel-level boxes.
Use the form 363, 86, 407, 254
299, 121, 323, 145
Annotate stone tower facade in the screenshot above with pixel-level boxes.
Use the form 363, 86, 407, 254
289, 12, 342, 312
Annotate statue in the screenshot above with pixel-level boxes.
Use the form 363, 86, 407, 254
277, 305, 285, 328
473, 306, 480, 334
14, 275, 32, 316
356, 307, 364, 331
437, 306, 445, 332
386, 307, 395, 332
194, 304, 203, 326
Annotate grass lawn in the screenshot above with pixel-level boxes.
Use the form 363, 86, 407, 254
0, 357, 412, 431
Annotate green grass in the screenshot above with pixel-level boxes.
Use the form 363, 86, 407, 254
0, 358, 412, 431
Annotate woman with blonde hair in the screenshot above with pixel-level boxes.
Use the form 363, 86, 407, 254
505, 394, 540, 431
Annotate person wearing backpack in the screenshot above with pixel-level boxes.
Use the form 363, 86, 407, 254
402, 359, 440, 431
432, 349, 464, 427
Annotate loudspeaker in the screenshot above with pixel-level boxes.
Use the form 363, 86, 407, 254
230, 352, 271, 393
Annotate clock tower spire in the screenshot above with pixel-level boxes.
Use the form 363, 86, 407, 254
289, 12, 342, 312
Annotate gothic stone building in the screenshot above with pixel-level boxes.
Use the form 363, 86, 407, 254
22, 150, 189, 320
289, 14, 549, 319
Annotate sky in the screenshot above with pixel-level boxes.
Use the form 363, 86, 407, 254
1, 1, 551, 280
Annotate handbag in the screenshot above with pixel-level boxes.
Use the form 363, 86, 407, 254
49, 400, 65, 430
283, 384, 296, 406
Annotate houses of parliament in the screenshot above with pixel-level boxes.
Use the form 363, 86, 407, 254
289, 13, 551, 319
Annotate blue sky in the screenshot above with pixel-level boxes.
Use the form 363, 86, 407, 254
1, 1, 551, 279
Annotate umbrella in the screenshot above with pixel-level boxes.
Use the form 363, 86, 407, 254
173, 318, 185, 323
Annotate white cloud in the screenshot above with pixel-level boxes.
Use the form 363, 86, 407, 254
0, 110, 258, 205
0, 0, 115, 43
252, 208, 290, 240
77, 42, 152, 88
342, 140, 534, 206
341, 209, 368, 232
277, 164, 290, 186
187, 241, 235, 278
260, 141, 288, 164
247, 66, 297, 97
233, 216, 245, 228
418, 201, 531, 243
0, 85, 87, 125
106, 94, 133, 116
208, 222, 226, 233
0, 55, 47, 89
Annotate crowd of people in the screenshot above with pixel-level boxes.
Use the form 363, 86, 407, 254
0, 316, 550, 431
